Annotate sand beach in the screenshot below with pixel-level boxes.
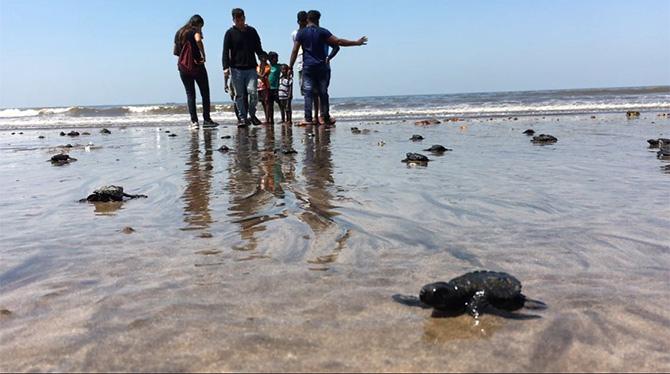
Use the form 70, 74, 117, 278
1, 103, 669, 371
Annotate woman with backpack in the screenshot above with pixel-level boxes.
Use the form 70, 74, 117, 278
173, 15, 219, 128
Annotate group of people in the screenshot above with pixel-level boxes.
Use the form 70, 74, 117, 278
173, 8, 367, 129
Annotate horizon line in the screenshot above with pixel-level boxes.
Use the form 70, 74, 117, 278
2, 83, 669, 110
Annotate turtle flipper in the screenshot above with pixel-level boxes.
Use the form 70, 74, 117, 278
466, 290, 487, 318
523, 297, 548, 310
392, 294, 432, 309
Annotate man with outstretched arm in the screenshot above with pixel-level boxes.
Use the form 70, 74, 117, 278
222, 8, 267, 127
289, 10, 367, 126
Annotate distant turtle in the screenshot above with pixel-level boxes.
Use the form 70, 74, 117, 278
220, 135, 231, 139
531, 134, 558, 144
67, 131, 80, 137
658, 139, 670, 159
410, 134, 424, 142
393, 270, 546, 319
423, 144, 452, 153
59, 131, 66, 136
81, 185, 147, 202
100, 128, 112, 134
350, 127, 362, 134
523, 129, 535, 136
275, 146, 297, 155
168, 133, 177, 137
401, 152, 430, 164
647, 138, 670, 148
626, 111, 640, 118
217, 145, 230, 153
49, 154, 77, 165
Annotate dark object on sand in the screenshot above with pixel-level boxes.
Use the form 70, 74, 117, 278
38, 135, 45, 139
49, 154, 77, 165
120, 226, 135, 234
657, 139, 670, 159
100, 128, 112, 134
647, 138, 670, 148
221, 135, 232, 139
415, 119, 441, 126
81, 132, 90, 135
523, 129, 535, 136
423, 145, 452, 153
60, 131, 66, 136
350, 127, 362, 134
81, 185, 147, 202
394, 270, 546, 319
531, 134, 558, 144
217, 145, 230, 153
67, 131, 80, 137
410, 134, 424, 142
168, 133, 177, 137
626, 111, 640, 118
401, 152, 430, 164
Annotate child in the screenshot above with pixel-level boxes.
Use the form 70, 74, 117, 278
267, 52, 282, 125
257, 55, 271, 125
278, 64, 293, 125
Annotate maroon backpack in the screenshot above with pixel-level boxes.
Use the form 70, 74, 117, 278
177, 33, 198, 76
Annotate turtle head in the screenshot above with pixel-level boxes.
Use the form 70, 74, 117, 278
419, 282, 458, 309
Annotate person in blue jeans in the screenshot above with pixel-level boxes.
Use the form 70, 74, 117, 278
222, 8, 267, 127
289, 10, 367, 126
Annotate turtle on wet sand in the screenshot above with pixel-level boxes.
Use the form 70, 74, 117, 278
423, 145, 452, 153
217, 145, 230, 153
100, 128, 112, 134
531, 134, 558, 144
410, 134, 424, 142
49, 154, 77, 165
523, 129, 535, 136
81, 185, 147, 202
394, 270, 547, 319
647, 138, 670, 148
401, 152, 430, 164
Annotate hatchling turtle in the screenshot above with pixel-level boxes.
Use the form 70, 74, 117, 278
393, 270, 546, 319
81, 185, 147, 202
49, 154, 77, 165
217, 145, 230, 153
523, 129, 535, 136
531, 134, 558, 144
100, 128, 112, 134
423, 145, 452, 153
647, 138, 670, 148
410, 134, 424, 142
401, 152, 430, 164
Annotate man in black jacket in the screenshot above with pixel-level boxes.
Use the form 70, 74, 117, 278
222, 8, 267, 126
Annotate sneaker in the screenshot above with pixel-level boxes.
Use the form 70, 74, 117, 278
250, 115, 262, 126
202, 120, 219, 128
189, 121, 200, 130
320, 116, 337, 126
238, 118, 251, 128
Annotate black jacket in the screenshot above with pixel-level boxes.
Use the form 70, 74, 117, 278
222, 25, 266, 70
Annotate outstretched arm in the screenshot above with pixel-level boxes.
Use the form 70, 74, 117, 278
326, 35, 368, 47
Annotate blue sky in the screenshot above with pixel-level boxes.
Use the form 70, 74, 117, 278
1, 0, 669, 108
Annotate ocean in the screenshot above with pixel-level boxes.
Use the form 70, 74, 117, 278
1, 85, 669, 129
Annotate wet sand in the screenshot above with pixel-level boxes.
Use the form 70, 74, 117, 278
1, 114, 669, 372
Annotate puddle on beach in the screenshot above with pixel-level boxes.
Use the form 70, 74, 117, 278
1, 114, 669, 371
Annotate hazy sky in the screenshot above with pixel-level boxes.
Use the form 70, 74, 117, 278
1, 0, 669, 108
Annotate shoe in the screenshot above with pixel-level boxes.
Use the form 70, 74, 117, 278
250, 115, 262, 126
298, 119, 315, 127
189, 121, 200, 130
238, 118, 251, 128
203, 120, 219, 128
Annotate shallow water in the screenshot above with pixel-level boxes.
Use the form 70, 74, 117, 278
1, 114, 669, 372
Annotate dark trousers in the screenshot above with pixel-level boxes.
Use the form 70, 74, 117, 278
180, 67, 211, 123
302, 64, 331, 121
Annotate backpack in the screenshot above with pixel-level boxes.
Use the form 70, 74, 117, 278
177, 31, 199, 76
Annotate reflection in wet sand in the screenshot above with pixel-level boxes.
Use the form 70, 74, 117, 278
422, 315, 503, 343
182, 130, 213, 232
